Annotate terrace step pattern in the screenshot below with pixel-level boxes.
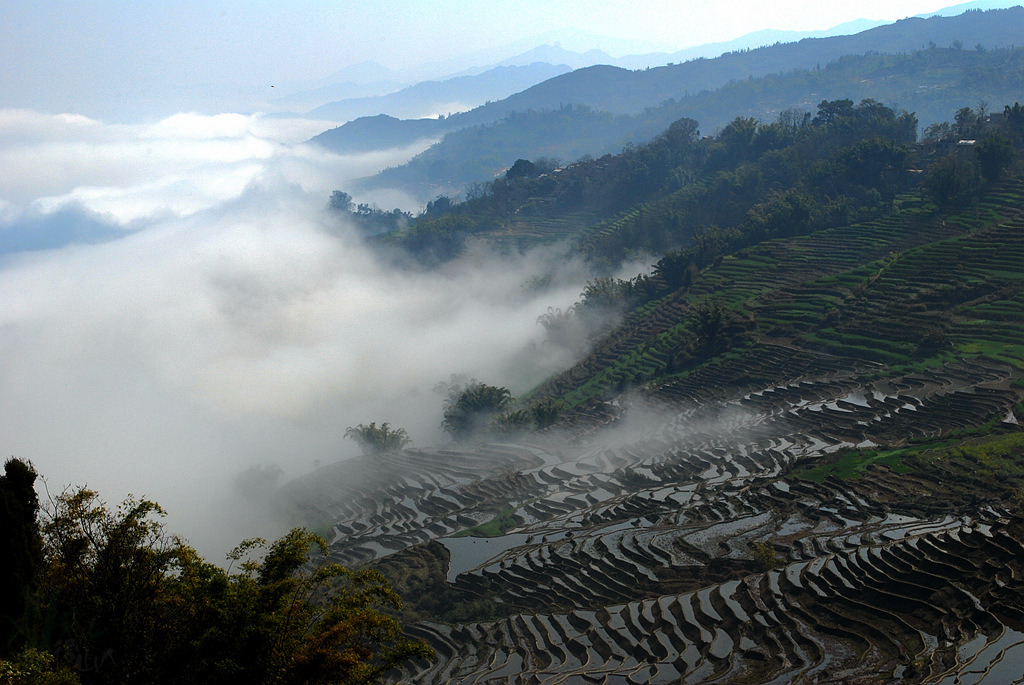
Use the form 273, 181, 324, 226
429, 356, 1017, 617
282, 445, 550, 567
403, 513, 1024, 684
759, 210, 1024, 365
544, 178, 1024, 411
285, 355, 1020, 682
291, 184, 1024, 682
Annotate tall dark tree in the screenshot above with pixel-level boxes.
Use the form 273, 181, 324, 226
954, 106, 980, 138
707, 117, 759, 169
812, 99, 855, 126
976, 134, 1014, 181
925, 154, 979, 206
424, 195, 454, 216
0, 458, 42, 656
505, 158, 536, 179
1005, 102, 1024, 142
328, 190, 355, 213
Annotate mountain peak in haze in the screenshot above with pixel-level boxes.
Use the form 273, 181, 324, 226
486, 29, 678, 60
316, 60, 397, 87
493, 45, 615, 70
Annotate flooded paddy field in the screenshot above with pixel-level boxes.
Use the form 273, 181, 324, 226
285, 350, 1024, 683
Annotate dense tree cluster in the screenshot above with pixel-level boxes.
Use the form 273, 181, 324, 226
438, 380, 564, 439
922, 102, 1024, 206
328, 191, 412, 236
384, 98, 925, 268
441, 381, 513, 439
0, 459, 431, 685
579, 98, 917, 263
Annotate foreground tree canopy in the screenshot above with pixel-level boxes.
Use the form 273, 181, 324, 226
0, 458, 432, 685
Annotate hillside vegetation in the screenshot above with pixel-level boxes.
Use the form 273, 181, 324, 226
288, 97, 1024, 683
360, 43, 1024, 195
0, 461, 433, 685
387, 97, 1024, 415
384, 98, 917, 262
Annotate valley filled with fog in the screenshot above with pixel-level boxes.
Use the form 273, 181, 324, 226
0, 110, 603, 554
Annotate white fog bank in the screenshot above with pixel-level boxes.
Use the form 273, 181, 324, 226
0, 109, 588, 556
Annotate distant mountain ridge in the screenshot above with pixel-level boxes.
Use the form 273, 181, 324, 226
312, 6, 1024, 159
356, 46, 1024, 201
285, 0, 1019, 118
919, 0, 1022, 16
607, 21, 888, 71
294, 0, 1017, 95
356, 40, 1024, 200
453, 6, 1024, 117
307, 63, 572, 123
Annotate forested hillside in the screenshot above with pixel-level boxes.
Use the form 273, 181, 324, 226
382, 98, 1024, 407
382, 99, 918, 263
359, 43, 1024, 196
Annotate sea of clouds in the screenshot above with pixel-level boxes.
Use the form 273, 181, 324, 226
0, 109, 591, 555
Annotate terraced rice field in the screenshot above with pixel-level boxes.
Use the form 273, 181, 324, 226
284, 181, 1024, 682
284, 348, 1024, 683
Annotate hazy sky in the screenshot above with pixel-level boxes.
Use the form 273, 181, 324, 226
1, 0, 1011, 119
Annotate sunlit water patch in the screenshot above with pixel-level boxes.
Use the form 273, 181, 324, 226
440, 533, 531, 582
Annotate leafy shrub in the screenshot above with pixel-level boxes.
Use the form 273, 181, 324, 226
345, 422, 412, 455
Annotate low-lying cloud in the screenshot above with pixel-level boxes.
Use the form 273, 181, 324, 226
0, 109, 589, 555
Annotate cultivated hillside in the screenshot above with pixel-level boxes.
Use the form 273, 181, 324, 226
288, 99, 1024, 683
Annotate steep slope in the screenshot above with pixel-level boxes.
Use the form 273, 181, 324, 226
286, 102, 1024, 684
